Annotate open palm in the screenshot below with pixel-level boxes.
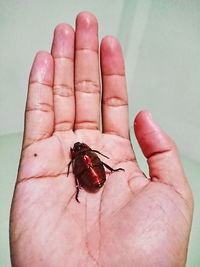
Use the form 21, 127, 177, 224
10, 12, 193, 267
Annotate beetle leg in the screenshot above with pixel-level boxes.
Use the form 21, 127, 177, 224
75, 177, 81, 203
75, 187, 80, 203
91, 150, 109, 159
102, 162, 125, 172
67, 160, 72, 176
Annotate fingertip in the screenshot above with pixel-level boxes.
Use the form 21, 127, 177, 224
76, 11, 98, 28
133, 110, 172, 158
35, 51, 53, 64
52, 23, 74, 58
101, 36, 121, 51
134, 110, 152, 129
100, 36, 124, 75
101, 36, 123, 58
54, 23, 74, 34
30, 51, 53, 85
75, 11, 98, 51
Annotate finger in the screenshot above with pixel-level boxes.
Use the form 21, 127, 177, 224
134, 110, 189, 193
101, 36, 129, 138
74, 11, 100, 130
23, 51, 54, 148
51, 24, 75, 132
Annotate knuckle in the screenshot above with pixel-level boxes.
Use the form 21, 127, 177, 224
103, 96, 128, 107
75, 120, 99, 130
76, 47, 98, 53
75, 80, 100, 94
53, 84, 74, 97
26, 102, 53, 113
55, 120, 72, 131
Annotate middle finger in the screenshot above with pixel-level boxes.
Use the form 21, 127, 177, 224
74, 12, 100, 131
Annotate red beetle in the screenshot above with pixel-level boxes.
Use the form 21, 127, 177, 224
67, 142, 124, 202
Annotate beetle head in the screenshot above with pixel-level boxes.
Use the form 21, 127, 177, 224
71, 142, 91, 157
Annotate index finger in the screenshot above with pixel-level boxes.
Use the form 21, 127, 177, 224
23, 51, 54, 148
74, 12, 100, 131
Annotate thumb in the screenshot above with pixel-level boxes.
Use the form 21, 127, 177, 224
134, 110, 190, 197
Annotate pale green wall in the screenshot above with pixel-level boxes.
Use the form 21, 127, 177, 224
182, 157, 200, 266
1, 0, 199, 266
0, 133, 22, 266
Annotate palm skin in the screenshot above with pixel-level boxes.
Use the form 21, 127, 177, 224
10, 12, 193, 267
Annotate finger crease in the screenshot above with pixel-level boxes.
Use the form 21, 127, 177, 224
103, 97, 128, 107
23, 134, 51, 150
29, 81, 52, 88
54, 56, 73, 62
75, 80, 100, 94
76, 47, 98, 54
75, 120, 99, 130
104, 130, 129, 139
115, 158, 137, 165
55, 120, 73, 131
26, 102, 53, 113
103, 73, 125, 77
17, 173, 65, 183
54, 84, 74, 97
147, 148, 172, 159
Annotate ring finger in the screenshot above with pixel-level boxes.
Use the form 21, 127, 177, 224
101, 36, 129, 139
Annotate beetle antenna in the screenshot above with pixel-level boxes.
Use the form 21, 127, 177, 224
91, 150, 109, 159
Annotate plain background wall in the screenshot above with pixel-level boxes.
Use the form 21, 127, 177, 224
0, 0, 200, 266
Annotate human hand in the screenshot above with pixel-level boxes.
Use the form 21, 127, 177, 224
10, 12, 193, 267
